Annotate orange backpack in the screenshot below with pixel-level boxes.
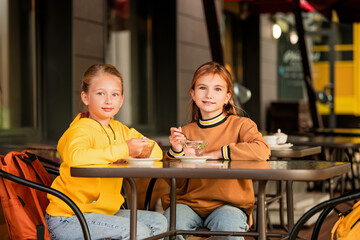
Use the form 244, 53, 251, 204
0, 150, 52, 240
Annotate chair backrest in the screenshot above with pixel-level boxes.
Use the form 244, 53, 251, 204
0, 150, 52, 239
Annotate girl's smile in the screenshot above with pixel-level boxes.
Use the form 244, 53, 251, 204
191, 74, 231, 120
202, 100, 215, 105
102, 107, 114, 112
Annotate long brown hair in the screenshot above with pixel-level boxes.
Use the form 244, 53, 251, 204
189, 61, 239, 122
80, 63, 123, 118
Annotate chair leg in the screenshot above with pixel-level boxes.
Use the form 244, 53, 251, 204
144, 178, 158, 210
266, 205, 273, 230
278, 181, 287, 231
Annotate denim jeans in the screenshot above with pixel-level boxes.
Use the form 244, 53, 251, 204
163, 204, 249, 240
45, 209, 167, 240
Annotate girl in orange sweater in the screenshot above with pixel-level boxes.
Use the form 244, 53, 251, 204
162, 61, 270, 239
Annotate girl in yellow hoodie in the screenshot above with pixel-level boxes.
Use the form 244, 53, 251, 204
45, 64, 167, 239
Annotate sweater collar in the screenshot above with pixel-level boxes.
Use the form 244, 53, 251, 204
197, 113, 227, 128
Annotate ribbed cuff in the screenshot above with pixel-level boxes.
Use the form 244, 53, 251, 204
221, 145, 231, 160
168, 147, 184, 158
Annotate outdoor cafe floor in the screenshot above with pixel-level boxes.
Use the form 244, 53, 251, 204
265, 198, 348, 240
0, 191, 351, 240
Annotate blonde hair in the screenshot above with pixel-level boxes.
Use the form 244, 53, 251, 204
80, 63, 123, 118
189, 61, 239, 122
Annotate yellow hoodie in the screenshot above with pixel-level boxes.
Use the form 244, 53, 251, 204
46, 113, 163, 217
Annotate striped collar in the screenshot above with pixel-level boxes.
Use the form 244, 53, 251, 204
198, 113, 227, 128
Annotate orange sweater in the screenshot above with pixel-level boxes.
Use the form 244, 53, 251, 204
162, 114, 271, 226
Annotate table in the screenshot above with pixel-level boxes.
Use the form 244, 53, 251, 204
271, 145, 321, 159
314, 128, 360, 137
269, 145, 322, 230
289, 135, 360, 191
71, 160, 350, 240
289, 135, 360, 149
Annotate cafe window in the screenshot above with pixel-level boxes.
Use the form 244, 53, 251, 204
0, 0, 38, 134
276, 11, 357, 115
276, 13, 307, 101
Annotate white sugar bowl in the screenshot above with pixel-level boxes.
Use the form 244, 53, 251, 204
273, 129, 288, 144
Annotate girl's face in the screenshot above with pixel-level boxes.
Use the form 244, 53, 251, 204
81, 72, 124, 126
190, 74, 231, 120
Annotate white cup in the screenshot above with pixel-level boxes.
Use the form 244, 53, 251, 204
263, 135, 278, 146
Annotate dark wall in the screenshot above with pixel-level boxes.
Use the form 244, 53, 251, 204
38, 0, 72, 141
152, 0, 177, 135
242, 16, 261, 126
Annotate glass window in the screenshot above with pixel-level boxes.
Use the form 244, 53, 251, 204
0, 0, 37, 132
277, 23, 305, 100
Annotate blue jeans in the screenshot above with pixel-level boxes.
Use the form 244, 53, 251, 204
45, 209, 167, 240
164, 204, 249, 240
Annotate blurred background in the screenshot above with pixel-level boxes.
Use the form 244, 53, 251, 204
0, 0, 359, 150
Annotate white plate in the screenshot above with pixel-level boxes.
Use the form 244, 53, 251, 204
123, 158, 159, 165
175, 156, 211, 162
269, 143, 293, 150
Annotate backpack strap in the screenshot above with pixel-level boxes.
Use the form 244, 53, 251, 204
36, 225, 45, 240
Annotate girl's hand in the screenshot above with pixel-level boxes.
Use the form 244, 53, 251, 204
169, 127, 186, 152
126, 137, 149, 158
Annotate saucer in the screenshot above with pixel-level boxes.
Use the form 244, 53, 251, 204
175, 156, 211, 162
269, 143, 293, 150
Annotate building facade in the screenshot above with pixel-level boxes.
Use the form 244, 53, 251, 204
0, 0, 272, 152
